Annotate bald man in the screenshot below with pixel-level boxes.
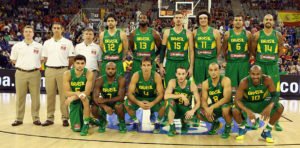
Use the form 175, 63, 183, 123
92, 62, 127, 133
232, 65, 284, 143
197, 63, 232, 139
251, 14, 284, 131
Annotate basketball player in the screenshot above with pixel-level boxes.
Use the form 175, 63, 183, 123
63, 55, 93, 136
252, 14, 284, 131
165, 67, 200, 137
10, 25, 43, 126
159, 11, 194, 86
99, 13, 128, 76
129, 13, 162, 74
92, 62, 127, 133
198, 63, 232, 139
193, 11, 221, 88
42, 22, 75, 126
125, 57, 165, 133
233, 65, 284, 143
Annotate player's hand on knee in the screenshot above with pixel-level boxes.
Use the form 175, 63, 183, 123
65, 96, 75, 106
104, 106, 113, 115
246, 110, 256, 123
261, 106, 272, 121
185, 110, 195, 119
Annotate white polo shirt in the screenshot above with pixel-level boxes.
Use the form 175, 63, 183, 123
75, 42, 101, 71
42, 37, 75, 67
10, 41, 43, 70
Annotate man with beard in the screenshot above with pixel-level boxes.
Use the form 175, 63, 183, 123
125, 57, 165, 133
63, 55, 93, 136
92, 62, 127, 133
197, 63, 232, 139
99, 13, 128, 76
193, 11, 221, 88
129, 13, 162, 74
252, 14, 284, 131
233, 65, 284, 143
160, 11, 194, 86
164, 67, 200, 137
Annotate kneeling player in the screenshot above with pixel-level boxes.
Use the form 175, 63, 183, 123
233, 65, 284, 143
125, 57, 165, 133
64, 55, 93, 136
198, 63, 233, 138
92, 62, 127, 133
165, 67, 200, 137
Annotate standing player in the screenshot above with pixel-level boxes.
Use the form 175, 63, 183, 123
164, 67, 200, 137
63, 55, 93, 136
75, 27, 101, 83
193, 11, 221, 88
233, 65, 284, 143
198, 63, 232, 139
129, 13, 162, 74
252, 14, 284, 131
159, 11, 194, 86
223, 15, 252, 92
10, 25, 43, 126
99, 13, 128, 76
42, 22, 75, 126
92, 62, 127, 133
125, 57, 165, 133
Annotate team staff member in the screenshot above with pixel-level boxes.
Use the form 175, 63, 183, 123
42, 22, 75, 126
10, 25, 43, 126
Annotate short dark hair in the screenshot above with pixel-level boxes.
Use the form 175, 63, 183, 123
196, 10, 211, 26
234, 14, 244, 20
51, 22, 63, 29
176, 66, 187, 72
74, 54, 86, 63
174, 11, 184, 16
141, 56, 152, 65
105, 13, 117, 22
23, 25, 34, 32
83, 27, 94, 32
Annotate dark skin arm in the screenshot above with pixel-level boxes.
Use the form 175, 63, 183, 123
153, 29, 162, 56
222, 31, 230, 62
251, 31, 259, 58
128, 30, 135, 52
261, 76, 276, 121
276, 31, 285, 56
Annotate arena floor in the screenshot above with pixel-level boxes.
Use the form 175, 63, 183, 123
0, 93, 299, 148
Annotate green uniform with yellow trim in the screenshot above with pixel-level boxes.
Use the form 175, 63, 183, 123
69, 68, 88, 131
101, 75, 123, 108
233, 76, 281, 115
101, 29, 124, 76
132, 28, 156, 74
194, 27, 217, 86
166, 79, 194, 119
199, 76, 231, 121
255, 30, 280, 92
165, 28, 190, 86
125, 70, 164, 112
225, 29, 249, 88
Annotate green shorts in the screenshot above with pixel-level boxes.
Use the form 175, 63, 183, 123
101, 60, 124, 76
131, 59, 156, 75
255, 61, 280, 92
165, 59, 189, 87
193, 58, 217, 86
225, 61, 249, 88
125, 97, 165, 112
233, 99, 282, 116
166, 99, 198, 119
198, 103, 231, 122
69, 100, 83, 132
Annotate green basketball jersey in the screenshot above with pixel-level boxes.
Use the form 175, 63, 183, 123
173, 79, 193, 106
256, 30, 278, 63
208, 76, 224, 104
101, 75, 119, 99
194, 27, 216, 59
166, 28, 189, 61
70, 68, 87, 92
102, 29, 123, 61
244, 76, 269, 102
227, 29, 249, 62
135, 70, 156, 98
133, 28, 156, 61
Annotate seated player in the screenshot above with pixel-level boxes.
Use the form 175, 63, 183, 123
197, 63, 233, 139
92, 62, 127, 133
64, 55, 93, 136
125, 57, 165, 133
164, 67, 200, 137
233, 65, 284, 143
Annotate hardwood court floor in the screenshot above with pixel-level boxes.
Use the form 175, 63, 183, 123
0, 93, 299, 148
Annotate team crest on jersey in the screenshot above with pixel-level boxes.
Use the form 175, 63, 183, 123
61, 45, 67, 50
91, 50, 97, 55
